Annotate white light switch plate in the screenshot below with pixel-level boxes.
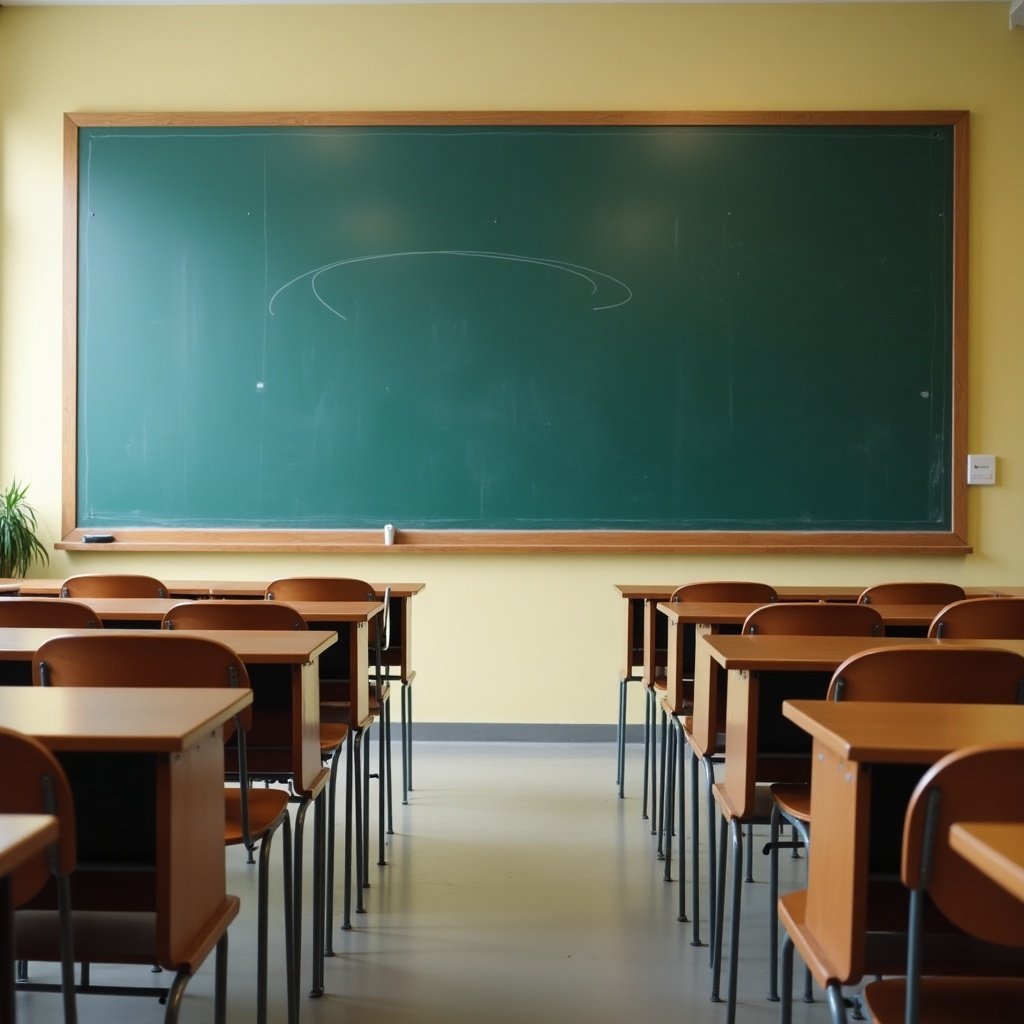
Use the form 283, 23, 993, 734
967, 454, 996, 485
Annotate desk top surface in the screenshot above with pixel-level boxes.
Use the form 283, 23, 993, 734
783, 699, 1024, 763
4, 578, 425, 599
0, 813, 59, 876
0, 686, 252, 752
699, 633, 1024, 671
616, 584, 1024, 601
0, 625, 339, 663
949, 822, 1024, 903
11, 596, 384, 624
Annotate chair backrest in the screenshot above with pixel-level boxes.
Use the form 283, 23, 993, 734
828, 645, 1024, 704
928, 597, 1024, 639
59, 573, 168, 598
901, 742, 1024, 948
857, 581, 965, 605
265, 576, 386, 659
669, 581, 778, 604
265, 576, 375, 602
33, 632, 252, 730
666, 581, 779, 689
162, 599, 307, 631
742, 601, 883, 637
0, 725, 77, 905
0, 597, 102, 628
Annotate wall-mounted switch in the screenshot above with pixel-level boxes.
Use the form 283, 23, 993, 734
967, 454, 996, 485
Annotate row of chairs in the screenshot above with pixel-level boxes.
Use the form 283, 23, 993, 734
0, 573, 398, 1022
632, 581, 1024, 1024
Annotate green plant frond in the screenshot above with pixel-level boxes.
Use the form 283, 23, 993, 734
0, 478, 49, 578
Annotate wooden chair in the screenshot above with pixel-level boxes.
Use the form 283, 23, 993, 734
0, 599, 102, 685
857, 581, 965, 605
0, 598, 101, 629
741, 601, 883, 637
659, 581, 777, 950
862, 743, 1024, 1024
32, 632, 295, 1024
778, 645, 1024, 1024
711, 602, 884, 1017
928, 596, 1024, 638
0, 726, 78, 1024
162, 598, 355, 940
265, 577, 392, 902
58, 574, 168, 598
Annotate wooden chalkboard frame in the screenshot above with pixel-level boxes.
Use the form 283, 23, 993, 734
60, 110, 970, 554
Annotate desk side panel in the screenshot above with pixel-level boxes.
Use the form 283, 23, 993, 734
159, 729, 227, 969
805, 740, 870, 984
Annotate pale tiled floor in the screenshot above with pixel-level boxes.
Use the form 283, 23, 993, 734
15, 742, 838, 1024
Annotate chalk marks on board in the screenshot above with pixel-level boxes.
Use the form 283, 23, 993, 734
267, 250, 633, 321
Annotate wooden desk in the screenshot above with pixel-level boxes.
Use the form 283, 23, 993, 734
0, 814, 59, 1024
690, 633, 1024, 766
780, 700, 1024, 989
1, 686, 248, 982
948, 822, 1024, 903
0, 625, 340, 797
7, 578, 425, 801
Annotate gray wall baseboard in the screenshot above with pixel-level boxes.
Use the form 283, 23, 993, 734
404, 723, 645, 743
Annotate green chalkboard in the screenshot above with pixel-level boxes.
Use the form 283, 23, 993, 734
63, 112, 968, 552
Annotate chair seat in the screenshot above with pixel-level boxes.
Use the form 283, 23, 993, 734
16, 897, 240, 973
319, 721, 350, 756
771, 782, 811, 823
864, 976, 1024, 1024
711, 780, 776, 823
225, 786, 290, 847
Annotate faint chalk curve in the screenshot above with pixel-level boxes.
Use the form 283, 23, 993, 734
267, 250, 633, 320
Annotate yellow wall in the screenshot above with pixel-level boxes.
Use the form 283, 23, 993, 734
2, 4, 1023, 726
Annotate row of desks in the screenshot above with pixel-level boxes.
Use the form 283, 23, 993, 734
635, 587, 1024, 997
0, 590, 395, 1017
614, 582, 1024, 689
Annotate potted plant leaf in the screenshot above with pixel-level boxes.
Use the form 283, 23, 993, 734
0, 479, 49, 577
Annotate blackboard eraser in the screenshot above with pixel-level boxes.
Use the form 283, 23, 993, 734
82, 533, 116, 543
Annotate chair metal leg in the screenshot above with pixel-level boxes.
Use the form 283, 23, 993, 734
711, 813, 728, 1002
279, 813, 297, 1024
384, 697, 394, 836
675, 725, 688, 920
768, 804, 781, 1001
378, 706, 388, 862
688, 748, 701, 937
355, 728, 367, 912
404, 683, 414, 795
826, 983, 849, 1024
324, 740, 345, 955
362, 725, 372, 888
705, 756, 719, 966
292, 795, 313, 984
780, 932, 795, 1024
343, 728, 356, 930
746, 823, 754, 883
311, 789, 326, 997
726, 819, 744, 1024
656, 705, 668, 853
641, 690, 652, 821
214, 932, 229, 1024
662, 724, 675, 880
162, 967, 191, 1024
616, 675, 627, 794
55, 874, 78, 1024
401, 682, 411, 805
649, 696, 661, 837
